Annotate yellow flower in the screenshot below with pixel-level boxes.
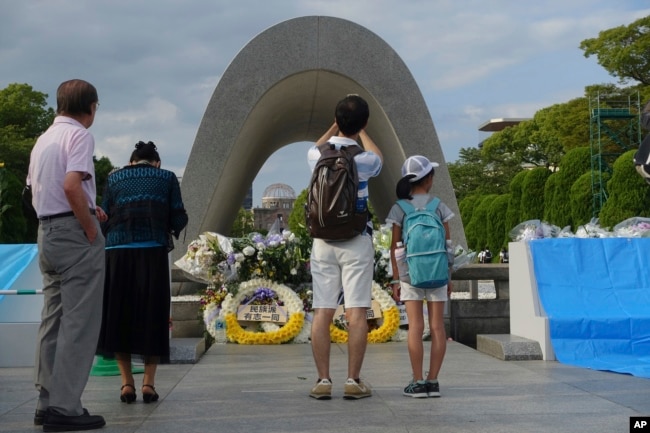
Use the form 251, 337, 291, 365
216, 279, 306, 344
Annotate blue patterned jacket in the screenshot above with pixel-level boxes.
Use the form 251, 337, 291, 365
102, 164, 188, 248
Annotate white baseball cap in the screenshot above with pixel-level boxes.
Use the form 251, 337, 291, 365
401, 155, 439, 182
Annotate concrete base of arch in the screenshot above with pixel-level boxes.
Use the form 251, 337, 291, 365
177, 16, 466, 263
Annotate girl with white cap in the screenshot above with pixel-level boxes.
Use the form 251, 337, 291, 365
385, 155, 455, 398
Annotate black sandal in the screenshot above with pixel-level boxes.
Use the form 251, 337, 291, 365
142, 384, 159, 403
120, 384, 136, 403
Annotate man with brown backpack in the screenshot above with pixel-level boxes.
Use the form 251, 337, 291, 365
306, 94, 383, 400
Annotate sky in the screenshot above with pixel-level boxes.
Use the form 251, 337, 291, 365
1, 1, 649, 207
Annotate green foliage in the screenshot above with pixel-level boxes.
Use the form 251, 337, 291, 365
599, 150, 650, 228
486, 194, 511, 251
504, 170, 527, 238
570, 172, 602, 228
464, 194, 498, 252
94, 156, 116, 204
580, 15, 650, 85
543, 173, 560, 223
532, 98, 591, 154
0, 83, 55, 138
0, 167, 28, 243
287, 188, 309, 239
545, 147, 592, 229
479, 128, 528, 193
519, 167, 551, 222
229, 207, 255, 237
448, 147, 490, 202
458, 194, 481, 228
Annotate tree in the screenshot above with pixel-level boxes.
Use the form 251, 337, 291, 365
545, 147, 592, 229
531, 98, 590, 156
94, 156, 116, 204
519, 167, 551, 222
229, 207, 255, 237
0, 166, 29, 243
458, 194, 482, 228
504, 170, 528, 238
464, 194, 498, 252
599, 149, 650, 228
486, 194, 511, 251
479, 127, 528, 192
288, 188, 309, 239
580, 16, 650, 85
570, 172, 601, 228
448, 147, 490, 202
0, 83, 55, 179
0, 83, 55, 138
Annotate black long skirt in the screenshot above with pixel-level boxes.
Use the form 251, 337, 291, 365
97, 246, 170, 362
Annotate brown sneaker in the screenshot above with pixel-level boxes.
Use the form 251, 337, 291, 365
343, 378, 372, 399
309, 378, 332, 400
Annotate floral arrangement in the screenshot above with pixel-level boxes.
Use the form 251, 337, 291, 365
177, 230, 311, 287
217, 279, 305, 344
183, 222, 483, 345
227, 231, 311, 285
510, 217, 650, 241
176, 232, 230, 284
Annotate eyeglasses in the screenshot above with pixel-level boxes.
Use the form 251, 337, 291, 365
95, 102, 100, 111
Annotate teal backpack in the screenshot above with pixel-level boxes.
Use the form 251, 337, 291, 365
397, 197, 448, 288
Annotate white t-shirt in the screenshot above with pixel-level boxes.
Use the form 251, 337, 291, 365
27, 116, 96, 217
385, 194, 455, 227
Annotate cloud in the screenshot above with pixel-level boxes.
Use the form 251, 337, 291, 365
1, 0, 648, 207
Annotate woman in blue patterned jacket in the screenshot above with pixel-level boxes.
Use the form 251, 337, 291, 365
97, 141, 188, 404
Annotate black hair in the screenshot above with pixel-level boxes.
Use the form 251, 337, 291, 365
395, 168, 434, 200
335, 95, 369, 136
130, 141, 160, 163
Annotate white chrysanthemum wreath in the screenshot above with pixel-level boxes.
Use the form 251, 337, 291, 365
216, 278, 305, 344
329, 281, 400, 344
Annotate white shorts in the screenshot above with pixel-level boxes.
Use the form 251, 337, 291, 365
399, 281, 448, 302
310, 235, 374, 309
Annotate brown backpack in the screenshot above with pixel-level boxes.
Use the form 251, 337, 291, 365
306, 143, 368, 241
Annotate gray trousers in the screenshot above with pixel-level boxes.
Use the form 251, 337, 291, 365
34, 216, 105, 416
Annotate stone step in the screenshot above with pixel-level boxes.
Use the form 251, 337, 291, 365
170, 338, 206, 364
171, 299, 204, 339
476, 334, 542, 361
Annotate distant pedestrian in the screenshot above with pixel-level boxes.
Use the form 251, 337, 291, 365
483, 247, 492, 264
499, 247, 509, 263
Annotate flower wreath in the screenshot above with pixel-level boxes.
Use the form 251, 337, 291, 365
219, 278, 305, 344
329, 281, 400, 344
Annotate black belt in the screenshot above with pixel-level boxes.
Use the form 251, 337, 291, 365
39, 209, 95, 221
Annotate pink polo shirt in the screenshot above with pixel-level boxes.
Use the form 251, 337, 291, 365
27, 116, 96, 217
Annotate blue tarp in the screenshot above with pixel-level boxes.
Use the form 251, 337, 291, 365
0, 244, 39, 302
530, 238, 650, 378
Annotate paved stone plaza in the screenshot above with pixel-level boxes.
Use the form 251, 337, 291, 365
1, 341, 647, 432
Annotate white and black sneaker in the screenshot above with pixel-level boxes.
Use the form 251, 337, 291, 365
425, 380, 441, 398
403, 380, 428, 398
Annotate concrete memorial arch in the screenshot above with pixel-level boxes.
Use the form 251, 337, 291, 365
178, 15, 466, 260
